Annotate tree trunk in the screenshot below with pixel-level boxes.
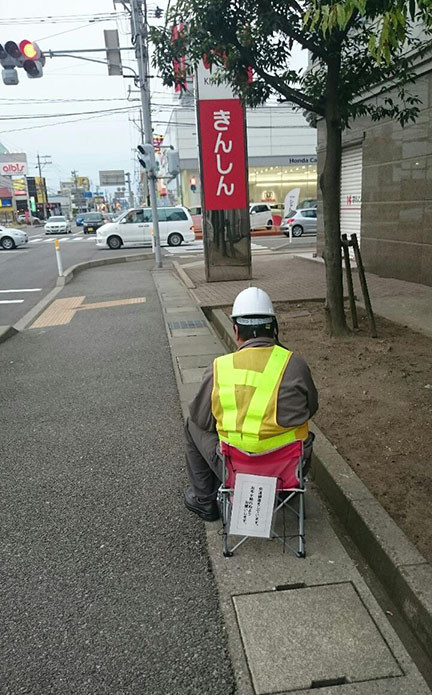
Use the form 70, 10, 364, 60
320, 53, 349, 336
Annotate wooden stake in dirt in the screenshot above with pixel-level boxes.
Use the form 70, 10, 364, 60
341, 234, 358, 330
351, 233, 377, 338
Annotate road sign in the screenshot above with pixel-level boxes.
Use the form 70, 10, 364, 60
99, 170, 125, 187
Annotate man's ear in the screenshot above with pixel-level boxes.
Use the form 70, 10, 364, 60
233, 323, 239, 339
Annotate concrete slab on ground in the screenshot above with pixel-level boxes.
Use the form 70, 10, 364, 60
234, 583, 401, 694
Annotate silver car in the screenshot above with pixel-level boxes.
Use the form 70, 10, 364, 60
281, 208, 317, 237
0, 225, 28, 250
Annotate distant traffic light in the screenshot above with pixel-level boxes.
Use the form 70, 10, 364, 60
189, 176, 197, 192
137, 144, 156, 175
167, 148, 180, 177
0, 40, 45, 84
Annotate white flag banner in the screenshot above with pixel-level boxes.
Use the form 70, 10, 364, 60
229, 473, 277, 538
284, 188, 300, 217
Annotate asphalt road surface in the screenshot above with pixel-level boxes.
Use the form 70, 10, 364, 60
0, 226, 316, 326
0, 261, 234, 694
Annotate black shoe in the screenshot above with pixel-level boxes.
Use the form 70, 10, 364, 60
184, 488, 220, 522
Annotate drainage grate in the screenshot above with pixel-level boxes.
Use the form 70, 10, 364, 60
168, 319, 207, 330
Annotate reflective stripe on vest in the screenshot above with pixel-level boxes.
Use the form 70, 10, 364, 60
212, 345, 309, 453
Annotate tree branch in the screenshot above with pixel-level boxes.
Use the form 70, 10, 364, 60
274, 14, 330, 61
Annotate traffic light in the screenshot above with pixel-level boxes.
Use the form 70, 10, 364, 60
167, 148, 180, 177
0, 40, 45, 84
189, 176, 197, 192
20, 41, 45, 78
137, 144, 156, 175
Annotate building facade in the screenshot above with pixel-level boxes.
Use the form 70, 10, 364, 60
317, 59, 432, 287
163, 97, 317, 213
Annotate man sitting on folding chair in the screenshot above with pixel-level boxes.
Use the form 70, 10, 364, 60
184, 287, 318, 523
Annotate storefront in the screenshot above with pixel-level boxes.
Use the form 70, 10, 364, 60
163, 102, 318, 214
248, 159, 317, 211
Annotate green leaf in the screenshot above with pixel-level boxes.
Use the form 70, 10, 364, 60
336, 3, 346, 28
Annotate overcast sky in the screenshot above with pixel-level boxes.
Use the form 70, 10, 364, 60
0, 0, 173, 195
1, 1, 307, 196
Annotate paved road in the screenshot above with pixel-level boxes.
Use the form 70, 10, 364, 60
0, 260, 234, 694
0, 228, 316, 326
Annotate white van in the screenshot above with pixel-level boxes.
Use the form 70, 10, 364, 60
96, 206, 195, 250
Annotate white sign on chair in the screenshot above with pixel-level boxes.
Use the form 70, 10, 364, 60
229, 474, 277, 538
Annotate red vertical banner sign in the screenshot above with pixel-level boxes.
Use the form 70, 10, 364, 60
196, 59, 251, 281
198, 99, 247, 211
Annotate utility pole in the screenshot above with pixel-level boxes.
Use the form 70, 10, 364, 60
129, 0, 162, 268
71, 169, 79, 215
125, 172, 134, 208
37, 153, 51, 220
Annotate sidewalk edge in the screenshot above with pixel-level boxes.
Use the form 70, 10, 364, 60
207, 303, 432, 661
172, 260, 196, 289
1, 252, 153, 343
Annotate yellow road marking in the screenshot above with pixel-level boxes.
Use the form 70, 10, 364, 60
30, 296, 146, 328
78, 298, 146, 311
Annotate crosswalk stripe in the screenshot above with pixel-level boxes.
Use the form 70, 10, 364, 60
0, 299, 24, 304
0, 288, 41, 293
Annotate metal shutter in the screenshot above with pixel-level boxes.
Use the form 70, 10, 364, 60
340, 145, 363, 244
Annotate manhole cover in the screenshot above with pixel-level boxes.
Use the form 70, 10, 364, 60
233, 582, 402, 694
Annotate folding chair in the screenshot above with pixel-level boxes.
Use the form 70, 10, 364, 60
218, 439, 306, 558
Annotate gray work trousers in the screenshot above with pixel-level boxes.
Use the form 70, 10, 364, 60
185, 417, 314, 504
185, 418, 222, 503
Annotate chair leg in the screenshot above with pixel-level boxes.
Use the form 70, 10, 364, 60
298, 492, 305, 558
222, 494, 233, 558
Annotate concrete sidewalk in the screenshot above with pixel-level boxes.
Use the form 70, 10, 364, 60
153, 266, 431, 695
176, 254, 432, 338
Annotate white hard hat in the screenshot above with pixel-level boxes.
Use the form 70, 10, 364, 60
230, 287, 275, 323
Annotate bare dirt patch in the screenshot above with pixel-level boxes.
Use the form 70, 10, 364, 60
225, 301, 432, 564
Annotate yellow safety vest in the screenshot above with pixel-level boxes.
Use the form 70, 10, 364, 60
212, 345, 309, 453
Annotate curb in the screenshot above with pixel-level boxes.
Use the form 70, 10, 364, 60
1, 252, 153, 344
172, 261, 196, 289
0, 325, 18, 345
207, 303, 432, 662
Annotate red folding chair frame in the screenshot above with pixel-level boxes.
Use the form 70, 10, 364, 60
218, 440, 306, 558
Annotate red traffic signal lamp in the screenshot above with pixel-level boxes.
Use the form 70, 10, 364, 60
0, 40, 44, 84
189, 176, 197, 192
20, 40, 38, 60
20, 40, 45, 79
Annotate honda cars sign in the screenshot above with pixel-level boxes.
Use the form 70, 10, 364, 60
0, 153, 28, 176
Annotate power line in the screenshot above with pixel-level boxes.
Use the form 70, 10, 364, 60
0, 12, 128, 25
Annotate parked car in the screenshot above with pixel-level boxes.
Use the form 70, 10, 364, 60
0, 225, 28, 250
17, 214, 41, 225
297, 198, 317, 210
249, 203, 274, 230
281, 208, 317, 237
75, 213, 88, 226
82, 212, 106, 234
45, 216, 72, 234
96, 206, 195, 250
